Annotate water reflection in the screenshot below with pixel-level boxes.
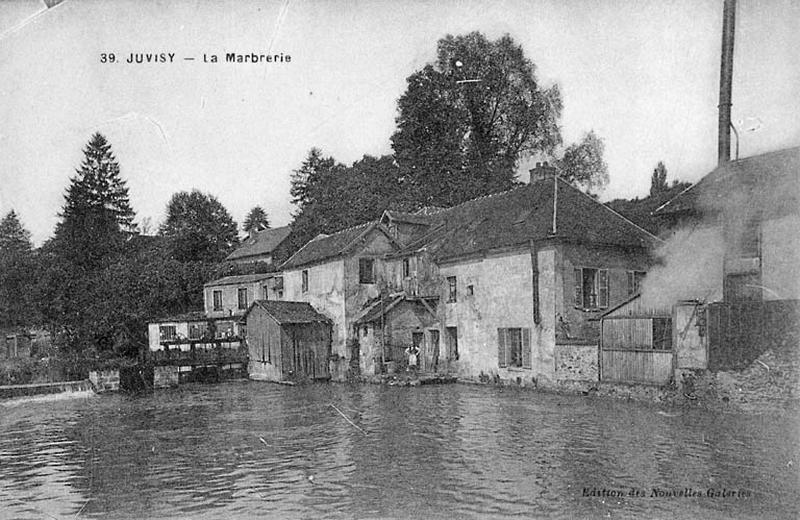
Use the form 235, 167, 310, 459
1, 382, 798, 519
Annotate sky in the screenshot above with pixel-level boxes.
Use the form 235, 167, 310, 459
0, 0, 798, 245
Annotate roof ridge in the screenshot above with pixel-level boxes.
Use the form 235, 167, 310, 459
421, 184, 528, 218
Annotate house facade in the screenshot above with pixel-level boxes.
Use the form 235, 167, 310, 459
203, 273, 284, 322
281, 170, 656, 384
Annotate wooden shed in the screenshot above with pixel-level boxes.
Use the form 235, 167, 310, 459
245, 300, 332, 382
599, 295, 674, 385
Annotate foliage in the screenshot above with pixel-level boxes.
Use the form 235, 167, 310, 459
0, 211, 36, 328
51, 133, 136, 270
159, 190, 239, 262
554, 130, 609, 195
289, 150, 405, 250
649, 161, 669, 197
243, 206, 270, 234
391, 31, 562, 207
607, 178, 692, 236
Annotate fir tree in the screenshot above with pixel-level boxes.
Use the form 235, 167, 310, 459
53, 133, 136, 269
0, 210, 32, 255
650, 161, 668, 197
243, 206, 270, 234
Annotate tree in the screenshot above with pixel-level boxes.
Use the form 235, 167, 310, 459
159, 190, 239, 262
0, 210, 32, 255
649, 161, 668, 197
288, 149, 405, 250
554, 130, 609, 195
391, 31, 563, 207
52, 132, 136, 269
243, 206, 270, 234
0, 211, 35, 328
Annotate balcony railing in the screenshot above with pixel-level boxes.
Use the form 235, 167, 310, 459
147, 338, 248, 366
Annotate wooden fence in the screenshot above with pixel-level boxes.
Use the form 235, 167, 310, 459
600, 316, 674, 385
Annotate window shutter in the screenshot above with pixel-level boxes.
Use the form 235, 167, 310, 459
627, 271, 634, 296
522, 328, 531, 368
574, 268, 583, 308
598, 269, 609, 308
498, 328, 507, 368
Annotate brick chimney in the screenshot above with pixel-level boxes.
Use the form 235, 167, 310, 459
529, 161, 556, 183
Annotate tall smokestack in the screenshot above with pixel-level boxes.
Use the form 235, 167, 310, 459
718, 0, 736, 165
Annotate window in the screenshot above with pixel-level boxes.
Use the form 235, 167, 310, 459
652, 318, 672, 351
302, 270, 309, 293
574, 268, 609, 309
262, 286, 269, 300
738, 217, 760, 258
238, 324, 247, 339
159, 325, 177, 342
497, 328, 531, 368
447, 276, 457, 302
212, 290, 223, 311
403, 257, 410, 278
216, 321, 234, 338
188, 322, 207, 340
627, 271, 646, 297
237, 287, 248, 310
359, 258, 375, 284
446, 327, 459, 360
466, 284, 474, 296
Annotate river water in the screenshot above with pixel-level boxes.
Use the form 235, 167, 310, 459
1, 382, 798, 519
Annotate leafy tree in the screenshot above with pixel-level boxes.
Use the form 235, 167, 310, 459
554, 130, 609, 195
392, 31, 562, 207
649, 161, 668, 197
159, 190, 239, 262
243, 206, 270, 234
0, 211, 35, 328
289, 150, 405, 250
52, 133, 136, 270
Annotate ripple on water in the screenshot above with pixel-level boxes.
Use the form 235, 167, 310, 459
0, 382, 798, 519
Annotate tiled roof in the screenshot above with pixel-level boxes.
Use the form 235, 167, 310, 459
204, 273, 277, 287
395, 177, 656, 262
655, 147, 800, 217
282, 174, 657, 269
247, 300, 331, 324
226, 226, 291, 261
382, 210, 432, 226
280, 222, 377, 270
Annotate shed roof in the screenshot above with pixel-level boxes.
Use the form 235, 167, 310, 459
654, 147, 800, 218
204, 273, 277, 287
226, 226, 292, 261
246, 300, 331, 324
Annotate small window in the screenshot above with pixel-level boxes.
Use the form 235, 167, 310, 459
159, 325, 177, 342
262, 286, 269, 300
446, 327, 459, 360
447, 276, 457, 303
216, 321, 234, 339
212, 290, 223, 311
359, 258, 375, 284
627, 271, 646, 296
403, 258, 410, 278
466, 284, 474, 296
188, 323, 206, 340
237, 288, 248, 310
239, 324, 247, 339
497, 328, 531, 368
574, 268, 609, 309
302, 270, 309, 293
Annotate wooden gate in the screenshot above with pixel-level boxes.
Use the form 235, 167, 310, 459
600, 316, 674, 385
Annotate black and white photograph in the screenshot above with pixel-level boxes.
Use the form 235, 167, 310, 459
0, 0, 798, 518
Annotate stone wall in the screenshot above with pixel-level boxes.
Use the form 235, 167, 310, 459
89, 369, 120, 393
554, 343, 599, 382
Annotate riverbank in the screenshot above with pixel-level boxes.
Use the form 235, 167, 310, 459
360, 346, 800, 415
0, 380, 93, 399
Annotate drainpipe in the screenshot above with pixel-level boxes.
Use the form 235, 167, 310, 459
530, 240, 541, 325
551, 172, 558, 235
